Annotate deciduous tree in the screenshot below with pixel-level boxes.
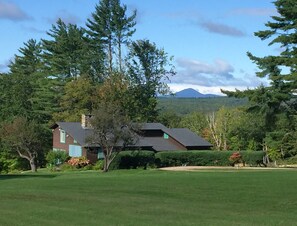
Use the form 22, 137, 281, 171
0, 117, 48, 172
87, 102, 138, 172
126, 39, 175, 122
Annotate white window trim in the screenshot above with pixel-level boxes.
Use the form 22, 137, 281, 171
60, 129, 66, 143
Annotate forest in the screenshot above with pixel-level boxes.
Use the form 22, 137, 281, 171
0, 0, 297, 172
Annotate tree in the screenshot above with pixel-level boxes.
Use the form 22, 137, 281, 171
111, 0, 136, 72
43, 19, 92, 80
86, 0, 136, 74
180, 112, 208, 137
0, 117, 47, 172
87, 102, 138, 172
93, 72, 130, 111
53, 76, 96, 122
3, 39, 61, 124
157, 111, 181, 128
9, 39, 43, 76
222, 0, 297, 157
126, 39, 175, 121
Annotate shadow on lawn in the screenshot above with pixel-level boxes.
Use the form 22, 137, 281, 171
0, 174, 59, 180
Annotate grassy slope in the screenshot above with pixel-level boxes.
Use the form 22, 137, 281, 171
1, 170, 297, 226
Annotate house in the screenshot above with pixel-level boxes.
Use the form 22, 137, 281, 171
50, 115, 212, 163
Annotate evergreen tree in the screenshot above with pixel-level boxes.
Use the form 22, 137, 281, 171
86, 0, 136, 74
222, 0, 297, 158
2, 39, 60, 124
42, 19, 92, 80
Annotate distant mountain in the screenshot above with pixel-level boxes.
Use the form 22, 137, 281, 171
174, 88, 219, 98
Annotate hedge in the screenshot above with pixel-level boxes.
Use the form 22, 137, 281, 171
109, 150, 156, 170
155, 151, 265, 167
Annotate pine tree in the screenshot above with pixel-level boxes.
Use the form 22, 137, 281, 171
42, 19, 92, 80
86, 0, 136, 74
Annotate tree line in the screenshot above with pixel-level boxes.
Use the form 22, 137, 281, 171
0, 0, 174, 172
0, 0, 296, 171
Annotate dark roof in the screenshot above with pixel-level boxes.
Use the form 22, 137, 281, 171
53, 122, 92, 147
52, 122, 212, 150
169, 128, 212, 147
140, 123, 212, 148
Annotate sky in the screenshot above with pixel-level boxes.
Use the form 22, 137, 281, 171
0, 0, 278, 95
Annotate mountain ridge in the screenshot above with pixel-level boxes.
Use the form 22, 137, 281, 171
174, 88, 219, 98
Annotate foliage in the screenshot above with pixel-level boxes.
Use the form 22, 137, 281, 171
126, 39, 175, 121
180, 111, 208, 137
93, 160, 104, 170
42, 19, 91, 80
67, 157, 90, 168
86, 0, 136, 74
222, 0, 297, 157
110, 150, 155, 169
92, 72, 130, 114
2, 39, 61, 124
155, 151, 265, 167
158, 97, 247, 115
157, 110, 182, 128
53, 76, 97, 122
87, 102, 138, 172
46, 150, 69, 166
0, 117, 50, 172
229, 152, 242, 166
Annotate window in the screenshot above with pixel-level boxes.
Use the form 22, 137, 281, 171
163, 133, 169, 139
69, 145, 82, 157
60, 130, 66, 143
73, 139, 77, 144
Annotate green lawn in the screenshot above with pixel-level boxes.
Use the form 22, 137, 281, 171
1, 169, 297, 226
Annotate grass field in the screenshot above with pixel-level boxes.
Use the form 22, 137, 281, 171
1, 169, 297, 226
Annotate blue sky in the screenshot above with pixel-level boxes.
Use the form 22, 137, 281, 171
0, 0, 277, 95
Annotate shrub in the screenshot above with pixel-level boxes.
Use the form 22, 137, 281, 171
229, 152, 242, 166
46, 150, 69, 166
60, 163, 76, 171
155, 151, 265, 167
93, 160, 104, 170
110, 150, 156, 170
240, 151, 266, 166
67, 157, 90, 168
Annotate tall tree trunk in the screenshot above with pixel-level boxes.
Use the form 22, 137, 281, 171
108, 37, 113, 74
118, 41, 122, 72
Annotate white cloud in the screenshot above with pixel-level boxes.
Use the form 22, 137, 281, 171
170, 58, 268, 94
0, 1, 32, 21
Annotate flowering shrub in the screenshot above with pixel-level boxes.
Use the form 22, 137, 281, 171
67, 157, 90, 168
229, 152, 242, 166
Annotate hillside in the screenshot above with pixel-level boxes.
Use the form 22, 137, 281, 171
174, 88, 218, 98
158, 97, 247, 115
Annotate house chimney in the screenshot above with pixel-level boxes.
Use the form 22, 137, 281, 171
81, 114, 93, 128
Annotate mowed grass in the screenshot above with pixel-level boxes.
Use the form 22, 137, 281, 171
1, 169, 297, 226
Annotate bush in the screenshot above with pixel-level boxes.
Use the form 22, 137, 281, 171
240, 151, 266, 166
229, 152, 242, 166
60, 163, 76, 171
46, 150, 69, 167
93, 160, 104, 170
67, 157, 90, 168
155, 151, 265, 167
110, 150, 156, 170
